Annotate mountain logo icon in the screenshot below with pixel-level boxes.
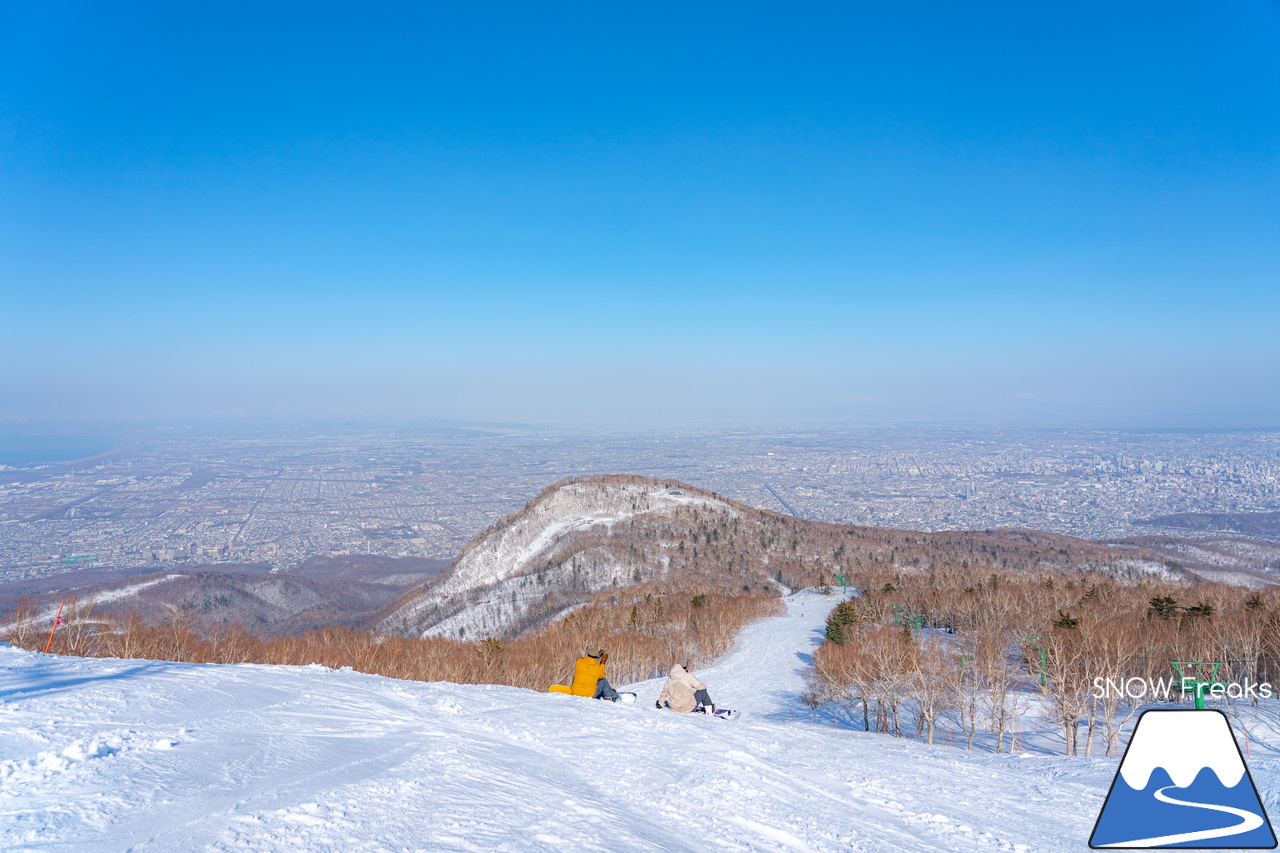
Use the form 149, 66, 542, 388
1090, 709, 1276, 848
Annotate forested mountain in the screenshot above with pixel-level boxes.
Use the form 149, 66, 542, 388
372, 474, 1182, 640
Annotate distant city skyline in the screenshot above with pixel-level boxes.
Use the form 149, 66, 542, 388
3, 423, 1280, 583
3, 2, 1278, 427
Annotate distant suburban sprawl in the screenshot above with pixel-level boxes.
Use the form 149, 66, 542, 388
1, 425, 1279, 581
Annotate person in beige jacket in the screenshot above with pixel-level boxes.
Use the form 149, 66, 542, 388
656, 661, 716, 714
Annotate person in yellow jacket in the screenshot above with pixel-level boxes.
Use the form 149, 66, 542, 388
560, 646, 620, 700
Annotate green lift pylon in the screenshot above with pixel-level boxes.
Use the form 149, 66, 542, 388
1170, 661, 1225, 710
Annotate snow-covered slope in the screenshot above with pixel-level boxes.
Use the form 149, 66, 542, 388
2, 558, 448, 639
440, 479, 727, 595
372, 476, 1190, 642
0, 591, 1199, 852
1110, 535, 1280, 587
3, 574, 184, 632
374, 477, 737, 638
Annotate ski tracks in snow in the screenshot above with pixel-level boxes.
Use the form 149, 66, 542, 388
1, 592, 1147, 851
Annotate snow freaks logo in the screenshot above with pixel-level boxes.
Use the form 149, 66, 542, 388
1092, 676, 1275, 701
1089, 709, 1277, 849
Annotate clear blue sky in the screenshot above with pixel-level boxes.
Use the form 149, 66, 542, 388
3, 2, 1278, 426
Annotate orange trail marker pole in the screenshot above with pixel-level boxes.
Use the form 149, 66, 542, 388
44, 600, 65, 654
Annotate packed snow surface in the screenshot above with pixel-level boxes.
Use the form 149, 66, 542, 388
3, 591, 1272, 851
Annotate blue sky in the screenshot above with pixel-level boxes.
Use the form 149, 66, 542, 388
3, 2, 1278, 426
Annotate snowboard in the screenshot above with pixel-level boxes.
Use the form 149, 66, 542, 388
655, 704, 739, 720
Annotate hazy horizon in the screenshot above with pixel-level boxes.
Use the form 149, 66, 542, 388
6, 415, 1280, 446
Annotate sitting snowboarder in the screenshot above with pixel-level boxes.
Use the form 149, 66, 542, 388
656, 661, 716, 714
551, 646, 619, 700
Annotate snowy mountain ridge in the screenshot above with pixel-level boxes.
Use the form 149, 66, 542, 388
373, 477, 739, 638
371, 474, 1193, 641
437, 478, 728, 594
0, 556, 448, 638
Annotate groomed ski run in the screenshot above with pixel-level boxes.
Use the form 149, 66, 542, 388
1, 590, 1246, 852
